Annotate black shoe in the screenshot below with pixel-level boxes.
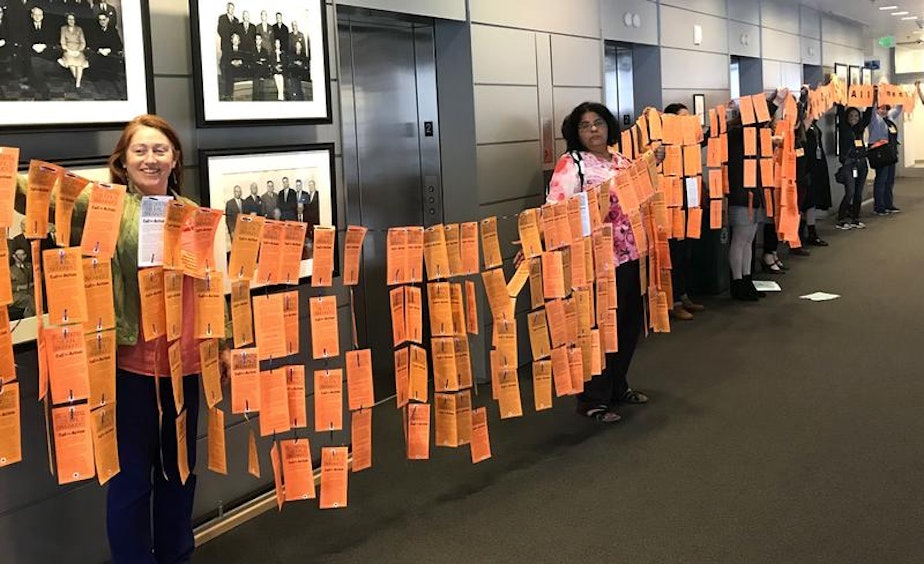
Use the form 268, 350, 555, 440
731, 278, 758, 301
744, 275, 766, 298
806, 227, 828, 246
887, 207, 901, 214
790, 247, 811, 256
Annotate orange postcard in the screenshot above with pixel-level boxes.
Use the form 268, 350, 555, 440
544, 299, 568, 349
533, 360, 553, 411
181, 208, 223, 278
228, 214, 265, 281
469, 407, 491, 464
464, 280, 479, 335
444, 223, 463, 277
162, 200, 194, 271
760, 158, 775, 188
738, 96, 756, 126
25, 160, 62, 239
481, 268, 510, 321
281, 438, 316, 501
661, 113, 681, 146
527, 309, 552, 360
0, 311, 14, 384
280, 222, 308, 285
314, 369, 343, 432
394, 347, 410, 408
0, 382, 23, 467
406, 285, 424, 343
752, 93, 771, 123
386, 227, 408, 285
248, 429, 261, 478
480, 216, 503, 269
455, 390, 473, 445
435, 393, 459, 448
282, 291, 299, 356
454, 335, 474, 390
46, 325, 90, 404
230, 280, 254, 347
541, 251, 566, 299
255, 220, 285, 285
176, 410, 190, 485
550, 346, 572, 397
744, 127, 758, 157
427, 281, 454, 337
285, 365, 307, 429
230, 348, 261, 414
253, 293, 287, 361
0, 147, 20, 229
406, 226, 425, 283
320, 446, 349, 509
162, 270, 184, 342
683, 145, 703, 177
662, 145, 682, 177
342, 225, 367, 286
82, 258, 115, 332
760, 128, 774, 158
432, 337, 459, 393
309, 295, 340, 359
686, 208, 703, 239
568, 347, 584, 394
708, 169, 724, 200
407, 403, 431, 460
194, 273, 225, 339
423, 224, 451, 281
167, 340, 184, 413
207, 407, 227, 476
90, 402, 120, 485
517, 208, 544, 259
408, 344, 428, 403
311, 225, 336, 287
80, 182, 126, 259
527, 257, 544, 310
744, 159, 758, 188
351, 408, 373, 472
450, 283, 466, 338
459, 221, 480, 275
0, 246, 11, 307
55, 172, 90, 246
506, 259, 530, 299
260, 368, 291, 437
346, 349, 374, 411
710, 199, 723, 230
199, 339, 223, 409
53, 404, 95, 484
389, 287, 407, 347
44, 247, 88, 326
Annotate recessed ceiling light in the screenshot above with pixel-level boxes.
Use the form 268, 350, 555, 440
902, 15, 918, 20
892, 11, 910, 15
880, 5, 899, 10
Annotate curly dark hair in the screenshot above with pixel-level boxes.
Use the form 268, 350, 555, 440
561, 102, 620, 153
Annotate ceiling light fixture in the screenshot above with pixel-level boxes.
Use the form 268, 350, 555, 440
892, 11, 910, 16
879, 5, 899, 10
901, 15, 918, 20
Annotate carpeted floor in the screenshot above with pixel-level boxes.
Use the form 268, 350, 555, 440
195, 180, 924, 564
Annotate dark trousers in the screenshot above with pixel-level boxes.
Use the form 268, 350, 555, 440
762, 222, 778, 255
580, 259, 643, 407
837, 159, 868, 222
668, 238, 691, 303
107, 371, 200, 564
872, 163, 896, 213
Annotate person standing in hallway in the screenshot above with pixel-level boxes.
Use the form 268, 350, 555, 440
547, 102, 663, 422
803, 115, 832, 246
834, 94, 873, 230
662, 102, 706, 320
868, 87, 903, 216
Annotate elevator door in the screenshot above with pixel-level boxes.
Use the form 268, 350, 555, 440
339, 12, 441, 394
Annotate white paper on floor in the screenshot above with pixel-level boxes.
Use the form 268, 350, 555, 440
752, 280, 782, 292
799, 292, 840, 302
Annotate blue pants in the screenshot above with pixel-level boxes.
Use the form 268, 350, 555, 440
837, 159, 868, 222
107, 371, 200, 564
873, 163, 896, 213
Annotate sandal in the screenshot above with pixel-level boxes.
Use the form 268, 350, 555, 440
618, 389, 649, 404
580, 405, 622, 423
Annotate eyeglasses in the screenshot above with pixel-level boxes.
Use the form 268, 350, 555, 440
578, 118, 606, 132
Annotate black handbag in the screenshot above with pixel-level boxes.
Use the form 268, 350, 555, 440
867, 142, 898, 169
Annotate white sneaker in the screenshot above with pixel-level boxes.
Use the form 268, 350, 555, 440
835, 221, 853, 230
851, 221, 866, 229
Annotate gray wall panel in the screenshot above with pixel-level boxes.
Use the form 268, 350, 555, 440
800, 6, 821, 39
600, 0, 659, 45
474, 85, 541, 144
729, 21, 761, 58
660, 0, 728, 18
476, 142, 543, 205
802, 36, 822, 66
479, 196, 546, 260
760, 1, 800, 33
151, 0, 193, 75
337, 0, 466, 20
762, 28, 802, 63
551, 35, 603, 87
659, 5, 728, 54
661, 48, 730, 90
728, 0, 760, 25
470, 0, 602, 38
472, 25, 538, 86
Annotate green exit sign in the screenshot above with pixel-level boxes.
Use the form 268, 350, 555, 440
879, 36, 896, 48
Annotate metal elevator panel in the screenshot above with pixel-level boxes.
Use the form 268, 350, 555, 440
339, 10, 441, 392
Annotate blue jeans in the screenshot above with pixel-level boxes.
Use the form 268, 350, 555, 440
873, 163, 896, 212
107, 371, 200, 564
837, 159, 868, 222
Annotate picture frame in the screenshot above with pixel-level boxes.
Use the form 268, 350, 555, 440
8, 157, 111, 346
848, 65, 861, 86
0, 1, 155, 131
834, 63, 848, 85
861, 67, 872, 85
692, 93, 706, 126
198, 144, 338, 291
188, 0, 332, 127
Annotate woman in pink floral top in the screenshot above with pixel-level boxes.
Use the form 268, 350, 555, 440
548, 102, 657, 423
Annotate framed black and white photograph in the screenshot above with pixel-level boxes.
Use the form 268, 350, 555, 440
189, 0, 331, 127
861, 67, 872, 85
834, 63, 848, 85
0, 1, 154, 130
8, 157, 110, 345
848, 65, 861, 86
199, 144, 337, 290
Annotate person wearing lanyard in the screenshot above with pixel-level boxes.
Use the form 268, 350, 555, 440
547, 102, 664, 423
868, 87, 903, 216
834, 94, 874, 230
